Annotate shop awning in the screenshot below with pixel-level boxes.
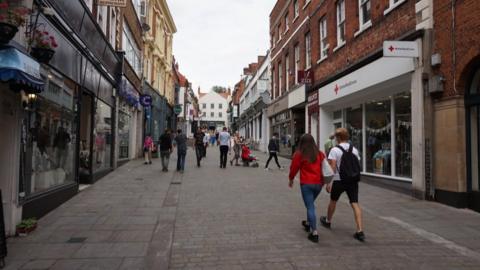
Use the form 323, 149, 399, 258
0, 47, 44, 93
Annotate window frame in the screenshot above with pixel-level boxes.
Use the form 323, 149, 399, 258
305, 32, 311, 70
294, 0, 299, 20
336, 0, 346, 48
278, 61, 283, 95
294, 44, 300, 84
285, 53, 290, 91
384, 0, 407, 15
319, 17, 329, 61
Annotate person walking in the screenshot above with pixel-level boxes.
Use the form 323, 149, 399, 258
230, 132, 241, 166
324, 133, 336, 157
159, 129, 173, 172
218, 127, 231, 168
265, 132, 283, 170
320, 128, 365, 242
143, 134, 154, 165
203, 129, 210, 157
194, 128, 205, 167
173, 129, 187, 173
288, 134, 327, 243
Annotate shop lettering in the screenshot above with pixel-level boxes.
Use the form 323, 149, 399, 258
334, 80, 357, 95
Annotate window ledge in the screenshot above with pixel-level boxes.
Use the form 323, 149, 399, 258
303, 1, 311, 9
333, 41, 346, 53
384, 0, 407, 16
284, 28, 289, 35
293, 16, 299, 23
354, 21, 372, 38
317, 56, 327, 64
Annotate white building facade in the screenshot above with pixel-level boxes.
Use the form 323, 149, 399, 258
238, 52, 271, 152
199, 91, 230, 131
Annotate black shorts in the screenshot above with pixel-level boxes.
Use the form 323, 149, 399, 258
330, 181, 359, 203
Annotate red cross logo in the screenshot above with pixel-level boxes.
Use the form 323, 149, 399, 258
388, 46, 395, 52
334, 84, 339, 95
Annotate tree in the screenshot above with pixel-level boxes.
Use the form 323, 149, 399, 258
211, 86, 227, 94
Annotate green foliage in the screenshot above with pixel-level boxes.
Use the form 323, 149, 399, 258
211, 86, 227, 94
16, 218, 37, 229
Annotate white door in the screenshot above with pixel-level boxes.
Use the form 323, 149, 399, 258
0, 89, 20, 235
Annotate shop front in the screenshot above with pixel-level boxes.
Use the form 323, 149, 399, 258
307, 91, 319, 144
318, 57, 418, 184
288, 84, 306, 153
466, 66, 480, 211
116, 77, 139, 166
267, 95, 292, 157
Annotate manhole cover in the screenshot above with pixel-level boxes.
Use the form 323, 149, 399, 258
66, 237, 87, 243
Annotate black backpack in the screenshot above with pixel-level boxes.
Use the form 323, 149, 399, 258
336, 145, 361, 183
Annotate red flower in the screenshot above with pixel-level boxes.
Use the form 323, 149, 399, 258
52, 42, 58, 48
43, 31, 49, 35
0, 2, 9, 9
0, 15, 5, 21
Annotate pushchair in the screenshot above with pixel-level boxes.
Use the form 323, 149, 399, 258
241, 144, 259, 167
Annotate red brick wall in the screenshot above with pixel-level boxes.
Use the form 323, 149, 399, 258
269, 0, 417, 100
433, 0, 480, 97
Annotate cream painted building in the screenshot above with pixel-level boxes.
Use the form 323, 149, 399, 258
143, 0, 177, 105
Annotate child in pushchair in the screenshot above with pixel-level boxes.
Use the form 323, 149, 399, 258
241, 144, 259, 167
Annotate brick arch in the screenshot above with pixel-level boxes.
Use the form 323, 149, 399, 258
457, 48, 480, 95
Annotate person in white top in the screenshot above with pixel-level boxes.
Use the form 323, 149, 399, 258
320, 128, 365, 242
217, 127, 231, 168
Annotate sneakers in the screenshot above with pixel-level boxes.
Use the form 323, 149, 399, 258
353, 231, 366, 242
264, 168, 270, 171
301, 220, 310, 232
307, 233, 319, 243
279, 166, 284, 170
320, 216, 331, 229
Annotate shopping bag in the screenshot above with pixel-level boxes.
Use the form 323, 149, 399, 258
322, 159, 334, 184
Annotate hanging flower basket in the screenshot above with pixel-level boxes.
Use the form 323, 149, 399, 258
31, 47, 55, 64
0, 22, 18, 44
0, 1, 30, 44
29, 30, 58, 64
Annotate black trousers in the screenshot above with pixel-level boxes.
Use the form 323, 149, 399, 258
219, 145, 229, 168
195, 144, 205, 166
265, 152, 281, 168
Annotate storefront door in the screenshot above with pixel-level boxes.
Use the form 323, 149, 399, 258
467, 68, 480, 196
79, 92, 94, 183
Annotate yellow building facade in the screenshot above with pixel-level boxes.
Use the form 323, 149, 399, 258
143, 0, 177, 105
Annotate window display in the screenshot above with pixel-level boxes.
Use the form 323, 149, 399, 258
395, 93, 412, 178
346, 106, 363, 169
93, 100, 112, 172
26, 93, 75, 195
118, 109, 130, 160
366, 99, 391, 175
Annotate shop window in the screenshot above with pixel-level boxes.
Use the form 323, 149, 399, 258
395, 93, 412, 178
366, 99, 391, 175
346, 106, 363, 168
118, 110, 131, 160
93, 100, 112, 172
25, 88, 76, 196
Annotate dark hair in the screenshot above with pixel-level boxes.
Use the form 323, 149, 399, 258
177, 129, 182, 134
297, 134, 319, 163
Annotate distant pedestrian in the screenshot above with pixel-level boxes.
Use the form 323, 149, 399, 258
324, 133, 336, 157
143, 134, 154, 165
159, 129, 173, 172
230, 132, 241, 166
288, 134, 327, 243
203, 129, 210, 157
215, 132, 219, 145
218, 127, 231, 168
265, 132, 282, 170
194, 128, 206, 167
173, 129, 187, 173
320, 128, 365, 242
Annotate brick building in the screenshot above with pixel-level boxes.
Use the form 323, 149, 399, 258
269, 0, 438, 201
431, 0, 480, 211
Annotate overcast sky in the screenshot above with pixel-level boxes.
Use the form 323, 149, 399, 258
166, 0, 276, 95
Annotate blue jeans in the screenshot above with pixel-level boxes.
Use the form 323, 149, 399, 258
300, 184, 322, 231
177, 152, 186, 171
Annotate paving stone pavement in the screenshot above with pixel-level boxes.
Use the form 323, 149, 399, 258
4, 146, 480, 269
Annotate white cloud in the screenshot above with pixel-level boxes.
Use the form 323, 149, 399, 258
166, 0, 275, 94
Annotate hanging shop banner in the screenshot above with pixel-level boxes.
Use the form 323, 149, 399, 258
98, 0, 127, 7
140, 94, 152, 107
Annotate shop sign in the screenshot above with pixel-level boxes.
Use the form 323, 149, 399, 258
98, 0, 127, 7
120, 77, 139, 107
174, 105, 182, 115
298, 70, 314, 84
139, 94, 152, 107
307, 91, 319, 114
288, 84, 306, 109
383, 41, 419, 58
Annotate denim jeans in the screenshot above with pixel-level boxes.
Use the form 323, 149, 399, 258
161, 151, 170, 170
300, 184, 322, 231
177, 152, 186, 171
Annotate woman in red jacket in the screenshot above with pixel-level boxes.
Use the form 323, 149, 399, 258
289, 134, 326, 243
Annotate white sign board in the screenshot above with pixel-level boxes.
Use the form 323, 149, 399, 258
98, 0, 127, 7
383, 41, 419, 58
